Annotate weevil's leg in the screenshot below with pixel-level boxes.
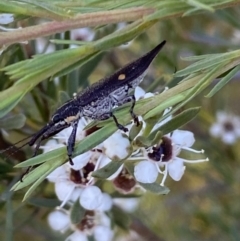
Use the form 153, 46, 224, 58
20, 166, 33, 182
67, 120, 79, 165
115, 94, 139, 126
110, 112, 128, 132
129, 94, 139, 126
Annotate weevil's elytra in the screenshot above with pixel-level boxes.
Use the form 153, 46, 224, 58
23, 40, 166, 170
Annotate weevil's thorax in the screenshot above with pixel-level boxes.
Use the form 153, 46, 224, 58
51, 99, 82, 126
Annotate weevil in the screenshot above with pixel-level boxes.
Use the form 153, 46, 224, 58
10, 40, 166, 165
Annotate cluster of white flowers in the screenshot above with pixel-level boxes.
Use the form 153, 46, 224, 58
210, 111, 240, 145
43, 86, 207, 240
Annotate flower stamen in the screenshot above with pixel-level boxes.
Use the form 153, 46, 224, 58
183, 158, 209, 163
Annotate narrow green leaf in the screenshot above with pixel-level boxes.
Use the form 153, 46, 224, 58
14, 147, 66, 168
78, 52, 104, 82
149, 107, 201, 139
111, 206, 131, 230
206, 65, 240, 98
59, 91, 70, 104
28, 198, 61, 208
70, 200, 86, 224
12, 163, 52, 191
139, 182, 170, 194
23, 157, 67, 201
92, 161, 123, 179
150, 131, 163, 146
129, 121, 143, 142
74, 123, 117, 156
143, 92, 187, 120
0, 113, 26, 130
52, 52, 99, 79
0, 87, 30, 118
183, 0, 214, 12
134, 135, 153, 147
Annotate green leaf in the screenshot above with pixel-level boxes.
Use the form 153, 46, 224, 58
150, 131, 163, 146
58, 91, 70, 105
183, 0, 214, 12
92, 161, 123, 179
0, 113, 26, 130
14, 147, 66, 168
138, 182, 170, 194
134, 135, 153, 147
0, 87, 30, 118
78, 52, 104, 83
206, 65, 240, 98
70, 200, 86, 225
12, 152, 66, 191
149, 107, 201, 139
28, 198, 61, 208
52, 52, 99, 79
175, 51, 240, 77
143, 92, 187, 120
129, 121, 143, 142
111, 206, 131, 230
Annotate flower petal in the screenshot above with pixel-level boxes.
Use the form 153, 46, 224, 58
209, 123, 222, 137
0, 14, 14, 24
167, 158, 185, 181
48, 210, 70, 231
222, 132, 237, 145
134, 86, 146, 100
55, 181, 75, 201
134, 161, 158, 183
71, 152, 92, 170
80, 186, 103, 210
93, 226, 114, 241
66, 230, 88, 241
96, 193, 113, 211
171, 130, 195, 147
103, 132, 131, 161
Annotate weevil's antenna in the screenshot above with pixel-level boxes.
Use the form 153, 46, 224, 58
0, 134, 34, 155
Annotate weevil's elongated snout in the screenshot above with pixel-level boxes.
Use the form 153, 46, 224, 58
28, 123, 53, 146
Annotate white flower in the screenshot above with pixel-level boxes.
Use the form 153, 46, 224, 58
93, 226, 114, 241
0, 14, 14, 24
48, 208, 113, 241
35, 38, 55, 54
80, 186, 103, 210
48, 210, 70, 232
96, 193, 113, 211
54, 117, 90, 144
132, 130, 208, 186
41, 139, 65, 153
66, 231, 88, 241
134, 86, 154, 101
210, 111, 240, 144
103, 132, 131, 161
134, 160, 158, 183
71, 28, 95, 42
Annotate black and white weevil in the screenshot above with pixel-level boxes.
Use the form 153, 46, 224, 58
27, 40, 166, 164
